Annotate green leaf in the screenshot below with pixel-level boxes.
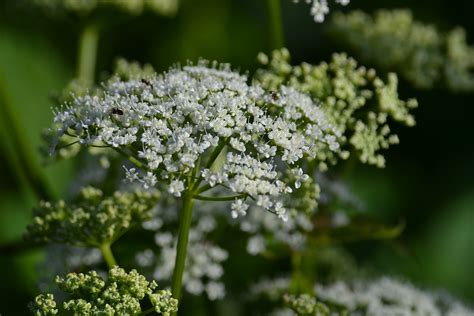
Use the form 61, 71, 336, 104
308, 215, 405, 246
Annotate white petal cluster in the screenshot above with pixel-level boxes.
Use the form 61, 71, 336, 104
240, 208, 314, 254
236, 174, 361, 255
251, 277, 474, 316
292, 0, 350, 23
315, 277, 474, 316
51, 61, 340, 220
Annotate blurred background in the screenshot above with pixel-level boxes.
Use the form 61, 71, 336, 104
0, 0, 472, 314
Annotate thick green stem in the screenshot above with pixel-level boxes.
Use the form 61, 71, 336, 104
0, 81, 54, 201
100, 243, 117, 269
266, 0, 285, 49
171, 192, 195, 308
77, 22, 99, 85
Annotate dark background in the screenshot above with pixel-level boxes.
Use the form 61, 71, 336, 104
0, 0, 473, 314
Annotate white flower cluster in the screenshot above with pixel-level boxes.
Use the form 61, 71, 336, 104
235, 174, 361, 255
316, 277, 474, 316
292, 0, 350, 22
240, 208, 314, 254
251, 277, 474, 316
51, 61, 340, 221
136, 199, 229, 300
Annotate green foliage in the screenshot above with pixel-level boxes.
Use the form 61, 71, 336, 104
29, 266, 178, 315
26, 187, 159, 247
256, 49, 417, 168
329, 9, 474, 92
309, 216, 405, 246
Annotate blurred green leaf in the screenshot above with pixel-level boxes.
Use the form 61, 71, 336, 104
309, 216, 405, 246
0, 23, 75, 201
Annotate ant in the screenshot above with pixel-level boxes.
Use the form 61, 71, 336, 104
141, 78, 153, 87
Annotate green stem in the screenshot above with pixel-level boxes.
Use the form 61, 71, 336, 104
171, 192, 195, 309
100, 243, 117, 269
193, 194, 246, 202
288, 251, 303, 294
140, 307, 155, 315
289, 250, 315, 295
114, 147, 147, 170
194, 183, 212, 195
77, 21, 99, 85
266, 0, 285, 49
191, 140, 227, 192
0, 81, 55, 201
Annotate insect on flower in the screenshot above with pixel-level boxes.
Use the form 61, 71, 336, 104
111, 107, 124, 115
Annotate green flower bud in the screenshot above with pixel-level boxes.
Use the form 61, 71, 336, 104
26, 187, 160, 247
31, 267, 178, 315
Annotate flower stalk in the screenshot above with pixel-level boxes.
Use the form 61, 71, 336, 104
171, 191, 195, 305
99, 243, 117, 269
0, 82, 54, 201
266, 0, 285, 49
77, 21, 99, 85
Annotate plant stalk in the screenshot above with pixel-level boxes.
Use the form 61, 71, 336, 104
266, 0, 285, 49
100, 243, 117, 269
0, 82, 55, 201
171, 192, 195, 310
77, 22, 99, 85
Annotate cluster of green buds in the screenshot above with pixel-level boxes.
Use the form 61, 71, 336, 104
26, 187, 159, 247
29, 266, 178, 315
256, 48, 417, 168
329, 9, 474, 92
32, 0, 179, 17
283, 294, 330, 316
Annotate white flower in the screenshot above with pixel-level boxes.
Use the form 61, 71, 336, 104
291, 168, 309, 189
142, 172, 157, 189
206, 282, 226, 301
168, 179, 185, 197
247, 235, 267, 255
292, 0, 351, 22
231, 200, 249, 218
315, 277, 474, 316
124, 166, 140, 182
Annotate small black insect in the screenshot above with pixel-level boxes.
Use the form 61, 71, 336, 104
270, 91, 279, 102
111, 107, 124, 115
141, 78, 153, 87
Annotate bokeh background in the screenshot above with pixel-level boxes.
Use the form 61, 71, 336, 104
0, 0, 473, 314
